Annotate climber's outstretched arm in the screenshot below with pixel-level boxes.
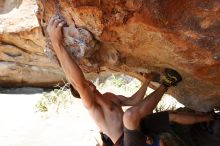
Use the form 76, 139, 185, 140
47, 16, 96, 109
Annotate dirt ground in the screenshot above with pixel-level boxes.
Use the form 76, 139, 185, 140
0, 88, 100, 146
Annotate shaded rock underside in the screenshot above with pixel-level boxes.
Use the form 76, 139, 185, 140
37, 0, 220, 112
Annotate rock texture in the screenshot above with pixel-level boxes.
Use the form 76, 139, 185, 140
0, 0, 219, 112
45, 22, 98, 64
0, 0, 65, 87
36, 0, 220, 112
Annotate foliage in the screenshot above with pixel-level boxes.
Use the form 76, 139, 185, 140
155, 100, 178, 112
35, 75, 180, 114
35, 84, 73, 113
112, 75, 127, 87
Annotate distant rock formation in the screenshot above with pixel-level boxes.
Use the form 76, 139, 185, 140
0, 0, 65, 87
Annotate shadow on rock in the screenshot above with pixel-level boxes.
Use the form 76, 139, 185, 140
0, 87, 44, 94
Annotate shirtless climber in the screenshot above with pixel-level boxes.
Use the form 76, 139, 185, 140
47, 16, 215, 146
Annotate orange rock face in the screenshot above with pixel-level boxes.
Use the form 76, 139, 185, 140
36, 0, 220, 112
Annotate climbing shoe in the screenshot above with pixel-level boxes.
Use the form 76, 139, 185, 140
160, 68, 182, 87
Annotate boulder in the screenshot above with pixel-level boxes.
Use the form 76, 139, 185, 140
0, 0, 65, 87
0, 0, 219, 112
36, 0, 220, 112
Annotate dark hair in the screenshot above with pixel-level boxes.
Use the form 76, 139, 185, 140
100, 132, 114, 146
69, 84, 81, 98
159, 132, 186, 146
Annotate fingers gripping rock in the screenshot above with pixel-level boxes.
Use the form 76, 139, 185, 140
45, 23, 98, 65
63, 26, 97, 58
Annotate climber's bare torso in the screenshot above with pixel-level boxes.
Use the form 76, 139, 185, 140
86, 81, 124, 143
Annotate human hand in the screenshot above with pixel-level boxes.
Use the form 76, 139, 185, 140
142, 72, 154, 80
47, 15, 66, 49
142, 72, 160, 82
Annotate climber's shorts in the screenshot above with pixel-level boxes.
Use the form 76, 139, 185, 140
123, 112, 170, 146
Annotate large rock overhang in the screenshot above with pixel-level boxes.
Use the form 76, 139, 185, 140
10, 0, 220, 112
